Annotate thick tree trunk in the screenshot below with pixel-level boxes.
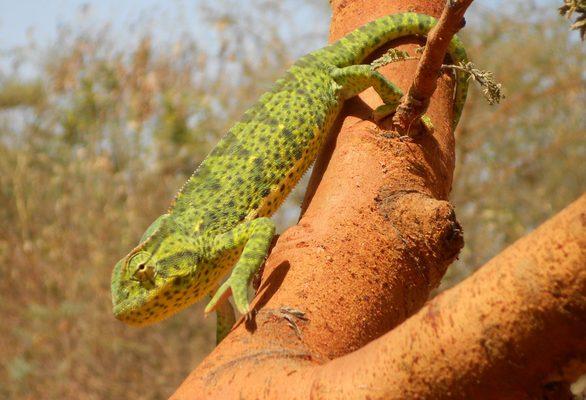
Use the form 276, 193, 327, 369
170, 0, 586, 398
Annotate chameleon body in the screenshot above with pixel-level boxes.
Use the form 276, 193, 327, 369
111, 13, 469, 339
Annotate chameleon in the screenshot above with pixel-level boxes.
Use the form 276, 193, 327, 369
111, 12, 469, 342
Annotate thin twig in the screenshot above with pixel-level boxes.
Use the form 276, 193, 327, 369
391, 0, 474, 136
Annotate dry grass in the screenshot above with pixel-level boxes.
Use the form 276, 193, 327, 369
0, 2, 325, 398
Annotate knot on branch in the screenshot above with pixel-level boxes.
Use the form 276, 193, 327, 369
376, 190, 464, 287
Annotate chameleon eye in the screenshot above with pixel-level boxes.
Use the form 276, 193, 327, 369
137, 263, 146, 271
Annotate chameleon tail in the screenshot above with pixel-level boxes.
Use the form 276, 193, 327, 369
319, 12, 468, 128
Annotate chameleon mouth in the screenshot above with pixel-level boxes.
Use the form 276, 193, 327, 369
113, 301, 152, 327
112, 292, 189, 327
111, 258, 146, 321
112, 290, 158, 327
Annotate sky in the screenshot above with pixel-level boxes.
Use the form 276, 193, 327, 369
0, 0, 207, 50
0, 0, 560, 78
0, 0, 328, 77
0, 0, 516, 49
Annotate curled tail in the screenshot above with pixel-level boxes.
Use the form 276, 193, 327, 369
318, 12, 468, 128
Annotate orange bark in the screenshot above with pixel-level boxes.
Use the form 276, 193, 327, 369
170, 0, 586, 398
309, 194, 586, 399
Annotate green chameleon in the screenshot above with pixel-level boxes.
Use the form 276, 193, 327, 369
111, 12, 469, 342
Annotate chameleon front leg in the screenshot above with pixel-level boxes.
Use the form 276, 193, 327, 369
205, 217, 276, 316
331, 64, 403, 121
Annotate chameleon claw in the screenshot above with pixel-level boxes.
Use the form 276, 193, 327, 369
205, 276, 252, 316
205, 284, 232, 315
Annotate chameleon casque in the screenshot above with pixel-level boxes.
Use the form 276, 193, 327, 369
111, 12, 469, 342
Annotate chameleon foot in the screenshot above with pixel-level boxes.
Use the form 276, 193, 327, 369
206, 217, 275, 315
205, 274, 253, 316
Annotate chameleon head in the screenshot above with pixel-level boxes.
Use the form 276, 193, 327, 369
111, 248, 163, 326
111, 233, 212, 327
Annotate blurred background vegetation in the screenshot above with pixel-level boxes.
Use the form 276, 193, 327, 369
0, 0, 583, 398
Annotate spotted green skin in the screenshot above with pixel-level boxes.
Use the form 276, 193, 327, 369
111, 13, 469, 337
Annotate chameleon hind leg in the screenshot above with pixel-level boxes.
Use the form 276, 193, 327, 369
331, 65, 403, 121
210, 291, 236, 344
205, 217, 276, 316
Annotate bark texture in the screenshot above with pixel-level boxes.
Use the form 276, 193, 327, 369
309, 194, 586, 399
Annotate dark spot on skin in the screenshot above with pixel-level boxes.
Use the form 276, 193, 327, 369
282, 128, 293, 138
261, 188, 270, 197
236, 146, 251, 157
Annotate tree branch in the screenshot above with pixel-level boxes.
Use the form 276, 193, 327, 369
310, 194, 586, 399
169, 1, 584, 398
171, 194, 585, 399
